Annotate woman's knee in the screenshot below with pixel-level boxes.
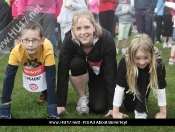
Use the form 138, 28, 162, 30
69, 57, 87, 76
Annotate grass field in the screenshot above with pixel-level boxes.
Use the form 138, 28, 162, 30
0, 33, 175, 131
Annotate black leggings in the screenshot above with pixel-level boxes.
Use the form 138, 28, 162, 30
99, 10, 115, 34
69, 57, 108, 114
123, 88, 150, 113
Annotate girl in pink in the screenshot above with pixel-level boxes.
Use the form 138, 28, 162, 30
10, 0, 22, 48
98, 0, 118, 34
88, 0, 99, 22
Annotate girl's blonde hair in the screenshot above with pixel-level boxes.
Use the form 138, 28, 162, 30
71, 9, 102, 42
124, 34, 162, 99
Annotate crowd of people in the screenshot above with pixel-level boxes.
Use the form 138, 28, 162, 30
1, 0, 175, 119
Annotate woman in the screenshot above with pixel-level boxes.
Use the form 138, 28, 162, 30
56, 9, 117, 116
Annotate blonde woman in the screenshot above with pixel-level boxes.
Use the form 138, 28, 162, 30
113, 34, 167, 119
57, 9, 117, 116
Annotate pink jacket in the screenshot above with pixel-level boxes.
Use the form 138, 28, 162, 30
18, 0, 60, 16
99, 0, 118, 12
88, 0, 99, 14
170, 0, 175, 16
10, 0, 18, 18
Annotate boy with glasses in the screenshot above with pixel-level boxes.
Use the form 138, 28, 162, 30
0, 21, 59, 119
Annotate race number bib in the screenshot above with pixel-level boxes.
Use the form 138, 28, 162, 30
22, 64, 47, 92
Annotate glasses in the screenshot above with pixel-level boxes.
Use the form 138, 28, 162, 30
22, 39, 41, 44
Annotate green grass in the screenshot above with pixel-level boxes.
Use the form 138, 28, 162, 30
0, 33, 175, 131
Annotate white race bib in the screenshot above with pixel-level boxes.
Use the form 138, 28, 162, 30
22, 64, 47, 92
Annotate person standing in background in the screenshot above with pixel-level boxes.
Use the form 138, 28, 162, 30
162, 0, 173, 48
18, 0, 60, 41
155, 0, 164, 44
98, 0, 118, 34
115, 0, 135, 55
88, 0, 99, 22
134, 0, 157, 43
51, 0, 62, 56
167, 0, 175, 65
10, 0, 26, 49
0, 0, 13, 52
57, 0, 88, 43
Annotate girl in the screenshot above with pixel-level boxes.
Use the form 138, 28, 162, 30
113, 34, 167, 119
115, 0, 135, 54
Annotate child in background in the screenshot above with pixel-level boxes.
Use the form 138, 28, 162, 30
57, 0, 87, 43
113, 34, 167, 119
0, 21, 59, 119
88, 0, 99, 22
10, 0, 25, 48
115, 0, 135, 54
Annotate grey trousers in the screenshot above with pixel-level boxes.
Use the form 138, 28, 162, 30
26, 12, 55, 41
135, 9, 154, 43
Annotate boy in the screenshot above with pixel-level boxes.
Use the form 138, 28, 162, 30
0, 21, 59, 119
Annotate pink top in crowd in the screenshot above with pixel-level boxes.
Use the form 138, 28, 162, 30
10, 0, 18, 18
170, 0, 175, 16
17, 0, 60, 16
99, 0, 118, 12
88, 0, 99, 15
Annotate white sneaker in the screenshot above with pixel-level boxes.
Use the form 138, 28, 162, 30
134, 110, 147, 119
122, 48, 126, 55
134, 30, 138, 33
76, 96, 89, 115
169, 58, 175, 65
168, 43, 172, 48
116, 48, 119, 54
163, 43, 167, 48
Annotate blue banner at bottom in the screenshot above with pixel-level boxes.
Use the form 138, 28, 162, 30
0, 119, 174, 126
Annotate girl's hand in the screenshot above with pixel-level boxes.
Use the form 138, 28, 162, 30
113, 112, 129, 119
